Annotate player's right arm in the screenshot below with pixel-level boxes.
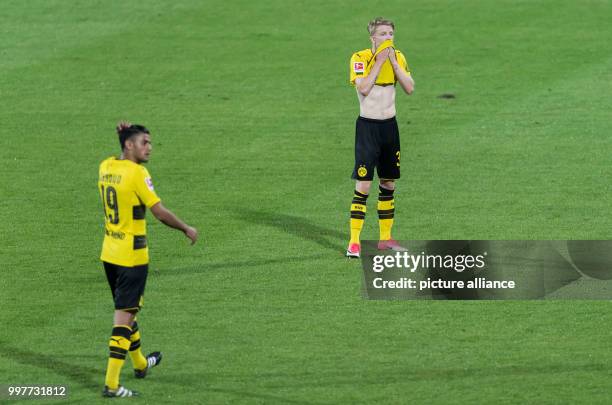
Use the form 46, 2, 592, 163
354, 48, 391, 96
150, 202, 198, 244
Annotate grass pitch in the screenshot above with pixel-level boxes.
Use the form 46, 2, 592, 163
2, 0, 612, 403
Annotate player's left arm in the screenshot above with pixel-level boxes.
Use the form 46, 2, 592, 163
389, 51, 414, 95
150, 202, 198, 245
134, 167, 198, 245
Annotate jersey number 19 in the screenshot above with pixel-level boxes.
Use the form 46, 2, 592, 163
100, 185, 119, 224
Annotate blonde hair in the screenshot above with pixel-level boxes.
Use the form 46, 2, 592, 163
367, 17, 395, 36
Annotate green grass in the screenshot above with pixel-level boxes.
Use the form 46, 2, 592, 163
2, 0, 612, 403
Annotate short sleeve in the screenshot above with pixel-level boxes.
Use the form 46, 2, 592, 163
134, 166, 161, 208
349, 52, 368, 86
397, 51, 411, 76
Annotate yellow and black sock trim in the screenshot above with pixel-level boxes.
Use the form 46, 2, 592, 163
129, 322, 141, 351
377, 186, 395, 219
349, 190, 368, 245
105, 325, 132, 390
350, 190, 368, 220
109, 346, 128, 360
128, 321, 148, 371
110, 326, 132, 360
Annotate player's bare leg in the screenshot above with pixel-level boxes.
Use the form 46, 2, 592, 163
114, 309, 135, 326
356, 180, 372, 195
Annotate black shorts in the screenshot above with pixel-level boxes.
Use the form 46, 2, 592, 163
103, 261, 148, 313
351, 116, 401, 181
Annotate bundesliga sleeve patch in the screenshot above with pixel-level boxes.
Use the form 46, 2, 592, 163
353, 62, 364, 73
145, 177, 154, 191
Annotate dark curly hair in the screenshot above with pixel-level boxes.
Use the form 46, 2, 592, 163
116, 121, 150, 150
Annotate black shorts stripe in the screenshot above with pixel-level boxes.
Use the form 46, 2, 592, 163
133, 205, 146, 220
134, 235, 147, 250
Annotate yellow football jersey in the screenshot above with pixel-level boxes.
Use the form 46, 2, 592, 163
98, 157, 161, 267
350, 42, 410, 86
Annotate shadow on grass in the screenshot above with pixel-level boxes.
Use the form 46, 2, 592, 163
151, 253, 329, 277
148, 209, 349, 277
155, 374, 322, 405
0, 342, 100, 392
194, 387, 320, 405
77, 253, 332, 282
164, 361, 612, 393
76, 209, 348, 281
0, 344, 318, 404
235, 209, 346, 253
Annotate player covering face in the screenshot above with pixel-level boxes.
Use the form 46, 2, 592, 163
346, 17, 415, 258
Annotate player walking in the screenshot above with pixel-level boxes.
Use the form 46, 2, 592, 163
98, 122, 198, 397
